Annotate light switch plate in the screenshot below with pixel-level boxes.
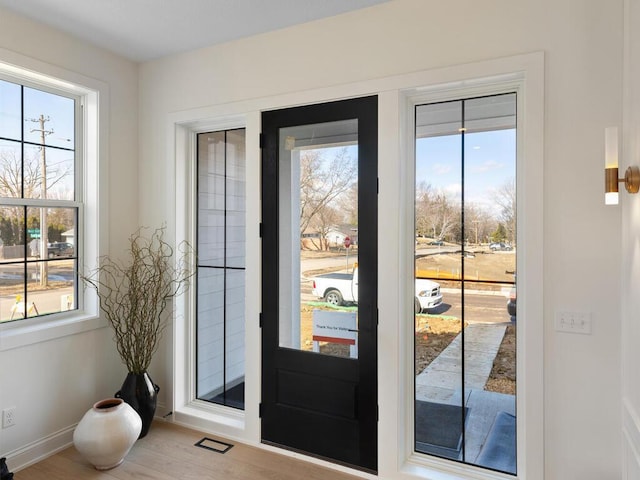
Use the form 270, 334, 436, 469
555, 311, 592, 334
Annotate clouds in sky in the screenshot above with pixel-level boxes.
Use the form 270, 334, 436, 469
415, 129, 515, 218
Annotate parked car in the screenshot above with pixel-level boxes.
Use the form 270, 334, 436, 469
507, 286, 516, 320
490, 242, 513, 251
311, 265, 443, 313
428, 240, 444, 246
47, 242, 74, 258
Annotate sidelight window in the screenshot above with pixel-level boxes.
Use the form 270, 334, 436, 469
196, 128, 246, 410
414, 93, 517, 474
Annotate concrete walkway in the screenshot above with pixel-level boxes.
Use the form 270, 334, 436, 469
415, 322, 516, 464
416, 323, 506, 403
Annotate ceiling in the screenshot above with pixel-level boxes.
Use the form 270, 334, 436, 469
0, 0, 389, 62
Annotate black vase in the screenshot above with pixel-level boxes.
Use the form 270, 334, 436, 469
115, 372, 159, 439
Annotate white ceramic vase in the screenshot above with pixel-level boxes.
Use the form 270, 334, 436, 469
73, 398, 142, 470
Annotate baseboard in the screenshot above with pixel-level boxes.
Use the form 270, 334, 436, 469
155, 401, 170, 419
6, 424, 75, 472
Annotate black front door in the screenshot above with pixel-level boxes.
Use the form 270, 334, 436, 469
261, 96, 378, 473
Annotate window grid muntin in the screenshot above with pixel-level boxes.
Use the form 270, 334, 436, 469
0, 75, 80, 323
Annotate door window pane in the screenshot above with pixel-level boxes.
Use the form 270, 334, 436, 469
278, 119, 359, 359
414, 93, 517, 474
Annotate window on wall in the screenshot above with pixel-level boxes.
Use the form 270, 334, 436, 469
0, 77, 79, 323
414, 93, 517, 475
196, 128, 246, 410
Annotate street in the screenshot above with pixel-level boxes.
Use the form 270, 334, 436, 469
431, 289, 511, 324
0, 259, 75, 321
301, 252, 512, 325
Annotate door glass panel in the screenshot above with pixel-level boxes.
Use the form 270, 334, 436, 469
414, 94, 517, 474
278, 119, 359, 359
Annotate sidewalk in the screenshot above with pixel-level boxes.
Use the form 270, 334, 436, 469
416, 323, 506, 403
415, 322, 515, 463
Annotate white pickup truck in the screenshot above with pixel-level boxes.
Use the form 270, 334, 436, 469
311, 265, 443, 313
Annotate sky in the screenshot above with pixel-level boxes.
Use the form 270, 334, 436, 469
416, 128, 516, 217
0, 79, 76, 200
300, 125, 516, 222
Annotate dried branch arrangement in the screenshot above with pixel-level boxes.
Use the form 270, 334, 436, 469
82, 226, 194, 374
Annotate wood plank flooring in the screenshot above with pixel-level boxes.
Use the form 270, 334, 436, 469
16, 420, 365, 479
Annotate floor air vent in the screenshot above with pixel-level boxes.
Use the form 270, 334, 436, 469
195, 437, 234, 454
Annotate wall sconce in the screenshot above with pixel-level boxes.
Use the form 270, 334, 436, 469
605, 126, 640, 205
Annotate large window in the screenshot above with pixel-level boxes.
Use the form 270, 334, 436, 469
0, 77, 78, 323
196, 128, 246, 409
414, 93, 517, 474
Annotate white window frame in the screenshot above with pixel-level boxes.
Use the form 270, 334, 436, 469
172, 113, 254, 438
392, 71, 544, 478
0, 50, 107, 352
194, 126, 247, 409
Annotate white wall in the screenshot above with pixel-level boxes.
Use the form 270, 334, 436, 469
622, 0, 640, 477
0, 7, 139, 469
139, 0, 624, 478
0, 0, 626, 477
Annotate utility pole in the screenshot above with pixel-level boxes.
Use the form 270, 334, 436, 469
472, 220, 479, 245
29, 115, 52, 287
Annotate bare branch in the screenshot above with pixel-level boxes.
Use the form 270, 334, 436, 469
81, 226, 195, 374
299, 148, 356, 236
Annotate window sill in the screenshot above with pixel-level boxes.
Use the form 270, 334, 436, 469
402, 452, 513, 480
173, 400, 245, 438
0, 312, 107, 352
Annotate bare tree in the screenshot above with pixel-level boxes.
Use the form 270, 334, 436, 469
415, 181, 460, 241
463, 204, 495, 245
0, 149, 34, 245
493, 178, 516, 245
306, 205, 342, 251
299, 148, 356, 237
0, 148, 40, 198
415, 182, 434, 237
0, 145, 74, 246
338, 182, 358, 225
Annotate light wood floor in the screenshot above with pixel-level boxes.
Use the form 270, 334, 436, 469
16, 420, 364, 479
